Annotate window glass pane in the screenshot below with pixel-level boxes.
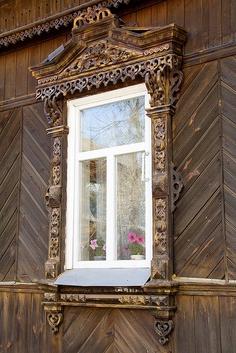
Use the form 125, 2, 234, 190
79, 159, 106, 261
116, 152, 146, 260
80, 95, 145, 151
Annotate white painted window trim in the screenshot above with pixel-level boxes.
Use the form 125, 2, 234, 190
66, 84, 152, 270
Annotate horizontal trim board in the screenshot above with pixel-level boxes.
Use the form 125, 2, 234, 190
0, 0, 131, 49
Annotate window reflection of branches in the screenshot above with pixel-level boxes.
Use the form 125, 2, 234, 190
80, 96, 145, 151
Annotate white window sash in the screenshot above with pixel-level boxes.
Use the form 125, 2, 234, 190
66, 84, 152, 270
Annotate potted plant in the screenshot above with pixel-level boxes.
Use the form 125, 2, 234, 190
127, 231, 145, 260
89, 238, 106, 260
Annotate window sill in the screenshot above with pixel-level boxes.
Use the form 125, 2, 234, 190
54, 268, 151, 287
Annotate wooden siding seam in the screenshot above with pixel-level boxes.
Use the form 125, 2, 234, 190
218, 59, 228, 281
16, 107, 24, 282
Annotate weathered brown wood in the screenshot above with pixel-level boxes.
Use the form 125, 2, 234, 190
0, 1, 236, 352
17, 103, 50, 282
220, 296, 236, 353
4, 51, 16, 100
194, 296, 221, 353
0, 108, 21, 281
174, 295, 195, 353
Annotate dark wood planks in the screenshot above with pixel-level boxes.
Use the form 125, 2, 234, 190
17, 102, 50, 282
0, 290, 46, 353
0, 108, 21, 281
173, 60, 225, 279
221, 55, 236, 280
63, 307, 166, 353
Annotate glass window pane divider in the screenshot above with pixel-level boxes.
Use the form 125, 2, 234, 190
78, 143, 146, 161
73, 111, 81, 267
144, 94, 152, 261
106, 153, 116, 261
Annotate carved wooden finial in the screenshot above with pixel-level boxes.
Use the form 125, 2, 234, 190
73, 7, 113, 29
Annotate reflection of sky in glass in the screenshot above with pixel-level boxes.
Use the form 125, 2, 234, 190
80, 96, 145, 151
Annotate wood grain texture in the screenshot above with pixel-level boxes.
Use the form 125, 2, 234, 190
17, 102, 50, 282
0, 108, 21, 281
0, 0, 91, 32
173, 61, 224, 279
63, 307, 167, 353
121, 0, 236, 55
173, 55, 236, 280
221, 55, 236, 280
0, 291, 46, 353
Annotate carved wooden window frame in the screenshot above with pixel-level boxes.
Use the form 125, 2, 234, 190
31, 3, 187, 342
31, 5, 186, 282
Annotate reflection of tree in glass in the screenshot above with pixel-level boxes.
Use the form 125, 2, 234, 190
117, 153, 145, 260
80, 159, 106, 261
81, 96, 145, 151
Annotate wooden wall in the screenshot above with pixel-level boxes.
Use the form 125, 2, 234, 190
1, 0, 236, 283
0, 0, 91, 33
0, 287, 236, 353
1, 0, 236, 352
173, 55, 236, 280
121, 0, 236, 55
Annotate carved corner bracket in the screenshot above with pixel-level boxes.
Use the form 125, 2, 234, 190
171, 163, 183, 211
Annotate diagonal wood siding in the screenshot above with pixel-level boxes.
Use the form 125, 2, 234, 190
173, 56, 236, 280
63, 307, 168, 353
173, 61, 225, 279
221, 56, 236, 280
17, 102, 50, 282
0, 108, 21, 281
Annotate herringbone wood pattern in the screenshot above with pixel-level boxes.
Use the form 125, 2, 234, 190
173, 61, 224, 278
221, 56, 236, 280
17, 102, 50, 281
0, 109, 21, 281
63, 308, 167, 353
173, 56, 236, 280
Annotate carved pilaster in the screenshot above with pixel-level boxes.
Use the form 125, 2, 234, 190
44, 98, 67, 280
145, 56, 184, 281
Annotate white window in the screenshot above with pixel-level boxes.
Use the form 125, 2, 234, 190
66, 84, 152, 269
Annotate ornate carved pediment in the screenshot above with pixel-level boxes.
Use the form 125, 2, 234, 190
31, 7, 186, 102
60, 40, 143, 77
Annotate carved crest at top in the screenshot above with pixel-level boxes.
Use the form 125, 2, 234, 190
73, 7, 113, 29
61, 41, 142, 77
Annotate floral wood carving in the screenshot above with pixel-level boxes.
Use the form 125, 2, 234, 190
145, 56, 183, 108
47, 310, 63, 334
44, 97, 63, 127
154, 199, 167, 255
171, 164, 183, 211
154, 319, 174, 345
37, 55, 181, 100
73, 7, 113, 28
62, 41, 141, 76
44, 98, 64, 280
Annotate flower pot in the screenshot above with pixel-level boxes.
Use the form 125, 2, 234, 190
130, 254, 145, 260
94, 256, 106, 261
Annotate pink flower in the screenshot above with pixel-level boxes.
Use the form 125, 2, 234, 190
137, 236, 144, 244
128, 232, 138, 243
90, 239, 98, 250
